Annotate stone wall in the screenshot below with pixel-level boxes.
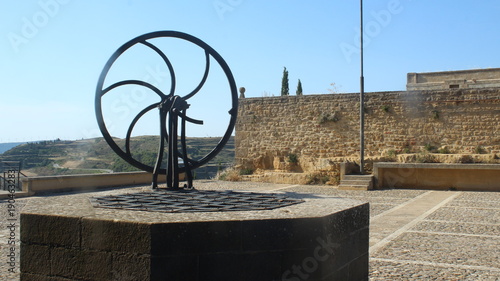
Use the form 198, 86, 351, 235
235, 88, 500, 183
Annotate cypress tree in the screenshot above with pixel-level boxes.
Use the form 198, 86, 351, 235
296, 79, 303, 95
281, 67, 289, 96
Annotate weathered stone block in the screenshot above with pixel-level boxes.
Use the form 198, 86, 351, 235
112, 253, 151, 281
50, 248, 112, 280
20, 244, 51, 276
82, 219, 151, 254
20, 214, 80, 248
150, 220, 242, 256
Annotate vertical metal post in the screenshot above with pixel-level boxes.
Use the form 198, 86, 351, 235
152, 103, 168, 189
360, 0, 365, 174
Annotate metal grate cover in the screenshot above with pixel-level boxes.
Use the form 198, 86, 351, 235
89, 190, 304, 213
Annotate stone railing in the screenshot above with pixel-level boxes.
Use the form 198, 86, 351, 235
20, 172, 169, 195
374, 162, 500, 191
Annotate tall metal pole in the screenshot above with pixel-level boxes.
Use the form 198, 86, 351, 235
359, 0, 365, 174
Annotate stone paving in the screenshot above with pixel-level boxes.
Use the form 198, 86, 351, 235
0, 180, 499, 280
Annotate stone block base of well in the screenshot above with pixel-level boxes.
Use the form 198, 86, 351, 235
21, 187, 369, 281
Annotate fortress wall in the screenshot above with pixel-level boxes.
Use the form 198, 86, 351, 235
235, 88, 500, 180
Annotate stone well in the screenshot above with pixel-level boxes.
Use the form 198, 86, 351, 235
21, 187, 369, 281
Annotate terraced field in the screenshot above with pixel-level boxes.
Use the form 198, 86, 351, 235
0, 136, 234, 178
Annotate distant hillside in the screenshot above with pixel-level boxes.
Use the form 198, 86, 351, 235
0, 142, 25, 154
0, 137, 234, 178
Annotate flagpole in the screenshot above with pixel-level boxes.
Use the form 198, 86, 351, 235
360, 0, 365, 174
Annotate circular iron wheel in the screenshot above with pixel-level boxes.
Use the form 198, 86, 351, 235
95, 31, 238, 174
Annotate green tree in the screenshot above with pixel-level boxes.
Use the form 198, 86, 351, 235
281, 67, 289, 96
296, 79, 303, 95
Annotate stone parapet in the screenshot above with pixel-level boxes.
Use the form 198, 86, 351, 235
20, 172, 169, 194
374, 162, 500, 191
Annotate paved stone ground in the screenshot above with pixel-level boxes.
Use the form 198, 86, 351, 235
0, 180, 499, 280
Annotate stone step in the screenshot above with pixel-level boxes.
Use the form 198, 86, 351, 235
340, 180, 372, 185
339, 175, 374, 190
337, 185, 371, 191
343, 175, 374, 181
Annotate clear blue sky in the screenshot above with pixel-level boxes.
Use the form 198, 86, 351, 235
1, 0, 499, 142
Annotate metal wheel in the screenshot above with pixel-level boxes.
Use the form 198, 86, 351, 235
95, 31, 238, 189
